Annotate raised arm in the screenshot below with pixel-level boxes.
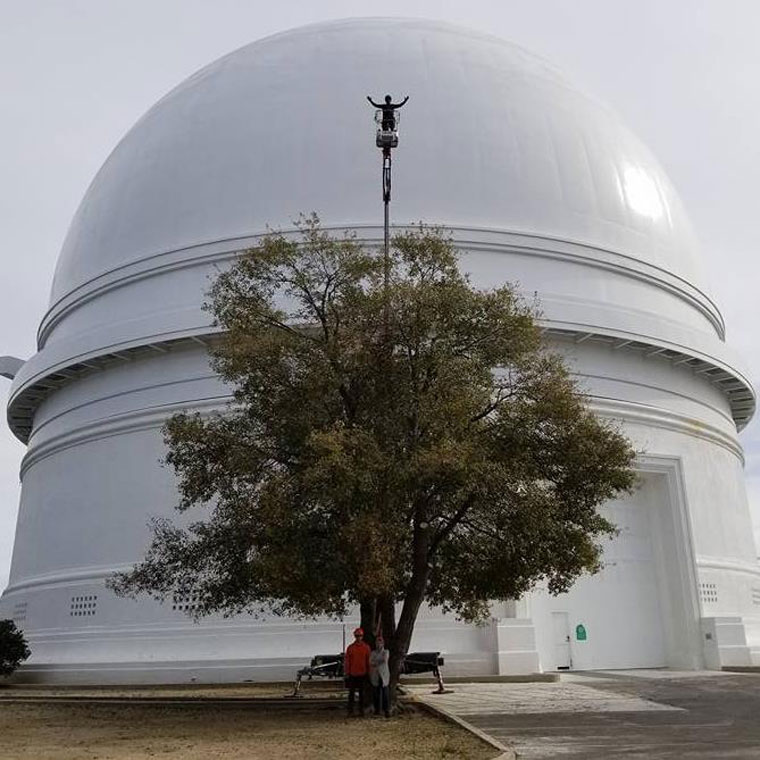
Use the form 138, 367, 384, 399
391, 95, 409, 108
367, 96, 383, 108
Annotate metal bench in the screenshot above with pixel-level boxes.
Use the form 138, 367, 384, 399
291, 649, 447, 696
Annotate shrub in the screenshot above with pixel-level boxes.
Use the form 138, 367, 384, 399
0, 619, 31, 677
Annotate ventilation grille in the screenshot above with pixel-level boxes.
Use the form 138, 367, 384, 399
12, 601, 27, 623
699, 582, 718, 604
752, 587, 760, 606
70, 595, 98, 617
172, 593, 204, 613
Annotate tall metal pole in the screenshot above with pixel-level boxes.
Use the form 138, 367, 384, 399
383, 147, 392, 294
368, 94, 407, 338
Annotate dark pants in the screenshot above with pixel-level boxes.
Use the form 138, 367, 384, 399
346, 674, 367, 715
373, 678, 390, 716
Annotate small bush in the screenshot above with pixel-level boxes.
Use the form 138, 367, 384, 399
0, 619, 30, 676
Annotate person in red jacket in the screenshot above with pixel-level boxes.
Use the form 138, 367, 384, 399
344, 627, 371, 716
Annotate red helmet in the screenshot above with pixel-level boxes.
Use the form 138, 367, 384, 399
353, 627, 364, 636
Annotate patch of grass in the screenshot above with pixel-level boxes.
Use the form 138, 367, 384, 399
0, 701, 498, 759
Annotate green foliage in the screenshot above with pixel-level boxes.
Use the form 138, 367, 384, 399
109, 216, 636, 669
0, 619, 30, 677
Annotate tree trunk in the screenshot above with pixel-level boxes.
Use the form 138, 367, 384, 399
359, 598, 376, 647
387, 571, 428, 705
379, 595, 396, 644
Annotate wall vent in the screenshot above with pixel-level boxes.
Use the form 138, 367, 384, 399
172, 593, 204, 613
699, 582, 718, 604
70, 595, 98, 617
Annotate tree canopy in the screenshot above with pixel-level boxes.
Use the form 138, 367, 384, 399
109, 217, 637, 685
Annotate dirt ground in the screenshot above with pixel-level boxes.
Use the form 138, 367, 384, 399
0, 682, 339, 700
0, 701, 498, 760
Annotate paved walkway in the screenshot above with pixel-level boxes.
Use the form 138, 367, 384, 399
408, 670, 760, 759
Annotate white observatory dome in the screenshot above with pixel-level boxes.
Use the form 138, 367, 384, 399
11, 17, 751, 441
3, 18, 758, 683
52, 18, 702, 300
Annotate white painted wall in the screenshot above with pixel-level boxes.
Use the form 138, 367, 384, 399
2, 20, 758, 683
2, 331, 758, 682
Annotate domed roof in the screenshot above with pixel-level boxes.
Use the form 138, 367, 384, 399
51, 17, 704, 305
7, 17, 754, 443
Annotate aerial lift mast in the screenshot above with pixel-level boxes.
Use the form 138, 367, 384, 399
367, 94, 409, 290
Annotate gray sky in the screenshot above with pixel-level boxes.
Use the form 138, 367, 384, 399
1, 0, 759, 591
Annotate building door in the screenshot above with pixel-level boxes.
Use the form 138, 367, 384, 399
552, 611, 572, 669
533, 474, 680, 671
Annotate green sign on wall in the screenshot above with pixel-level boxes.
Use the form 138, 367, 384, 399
575, 624, 587, 641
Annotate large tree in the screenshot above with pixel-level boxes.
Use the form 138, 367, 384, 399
110, 217, 636, 692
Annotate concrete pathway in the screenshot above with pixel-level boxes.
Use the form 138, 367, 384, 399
408, 670, 760, 759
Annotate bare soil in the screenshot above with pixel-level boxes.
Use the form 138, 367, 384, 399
0, 700, 497, 760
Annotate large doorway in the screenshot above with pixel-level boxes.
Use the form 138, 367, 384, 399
531, 468, 700, 671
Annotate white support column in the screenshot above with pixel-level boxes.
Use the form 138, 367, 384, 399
492, 612, 541, 675
701, 617, 752, 668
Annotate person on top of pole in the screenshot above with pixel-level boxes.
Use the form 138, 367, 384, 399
367, 94, 409, 132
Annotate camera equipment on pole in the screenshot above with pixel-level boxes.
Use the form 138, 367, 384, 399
367, 94, 408, 284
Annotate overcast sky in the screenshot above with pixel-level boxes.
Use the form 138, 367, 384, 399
1, 0, 759, 591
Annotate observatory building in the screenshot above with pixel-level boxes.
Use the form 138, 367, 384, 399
2, 18, 760, 682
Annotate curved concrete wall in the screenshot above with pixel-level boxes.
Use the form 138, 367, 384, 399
3, 330, 759, 681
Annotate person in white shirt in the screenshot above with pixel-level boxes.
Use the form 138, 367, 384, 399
369, 635, 391, 718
